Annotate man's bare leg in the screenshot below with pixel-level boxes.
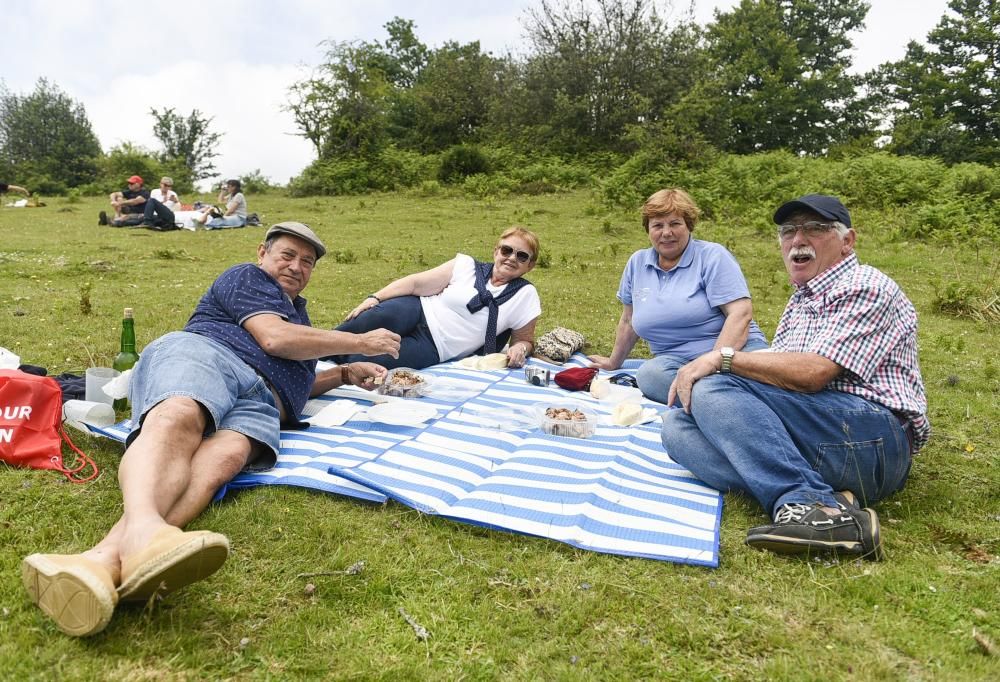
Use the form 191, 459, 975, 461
80, 402, 253, 584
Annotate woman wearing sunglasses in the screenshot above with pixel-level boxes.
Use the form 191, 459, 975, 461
329, 226, 541, 370
588, 188, 767, 405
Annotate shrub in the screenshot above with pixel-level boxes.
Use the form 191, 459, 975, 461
461, 173, 516, 198
237, 169, 276, 194
825, 153, 942, 209
932, 279, 1000, 323
438, 145, 490, 184
288, 147, 431, 196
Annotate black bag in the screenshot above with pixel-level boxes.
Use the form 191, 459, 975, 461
245, 213, 261, 226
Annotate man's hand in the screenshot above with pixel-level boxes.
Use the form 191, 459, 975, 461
346, 362, 387, 390
357, 328, 401, 359
587, 355, 619, 371
668, 351, 723, 413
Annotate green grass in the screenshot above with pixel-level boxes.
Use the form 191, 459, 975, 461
1, 191, 998, 680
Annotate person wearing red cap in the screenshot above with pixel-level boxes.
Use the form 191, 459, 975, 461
100, 175, 150, 227
661, 194, 928, 562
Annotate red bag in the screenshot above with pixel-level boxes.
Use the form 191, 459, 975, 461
554, 367, 598, 391
0, 369, 99, 483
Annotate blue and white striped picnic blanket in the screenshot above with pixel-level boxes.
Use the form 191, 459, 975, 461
89, 354, 722, 567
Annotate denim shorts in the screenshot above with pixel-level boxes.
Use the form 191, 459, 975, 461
126, 331, 280, 472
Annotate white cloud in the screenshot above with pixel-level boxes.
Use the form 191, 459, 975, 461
87, 60, 315, 189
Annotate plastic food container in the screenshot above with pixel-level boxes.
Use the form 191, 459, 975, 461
377, 368, 431, 398
534, 401, 598, 439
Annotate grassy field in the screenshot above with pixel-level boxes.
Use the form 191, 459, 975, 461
0, 190, 997, 680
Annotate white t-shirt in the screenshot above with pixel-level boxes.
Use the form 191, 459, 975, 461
226, 192, 248, 218
150, 188, 180, 209
421, 253, 541, 362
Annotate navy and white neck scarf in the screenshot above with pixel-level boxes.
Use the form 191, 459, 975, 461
466, 260, 531, 353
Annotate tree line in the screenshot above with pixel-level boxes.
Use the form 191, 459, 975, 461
1, 0, 996, 196
289, 0, 997, 164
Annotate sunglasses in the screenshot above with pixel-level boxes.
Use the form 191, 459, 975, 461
498, 244, 532, 263
778, 221, 836, 240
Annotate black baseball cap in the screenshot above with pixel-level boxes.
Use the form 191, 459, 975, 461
265, 221, 327, 259
773, 194, 852, 228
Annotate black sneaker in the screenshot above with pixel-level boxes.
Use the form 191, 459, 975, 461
745, 502, 882, 560
834, 490, 859, 509
98, 210, 108, 226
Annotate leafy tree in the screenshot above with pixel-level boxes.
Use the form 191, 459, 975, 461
150, 107, 222, 181
404, 40, 504, 151
683, 0, 869, 154
505, 0, 704, 154
287, 38, 395, 158
876, 0, 1000, 164
0, 78, 101, 189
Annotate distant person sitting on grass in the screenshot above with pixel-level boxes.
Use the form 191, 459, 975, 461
193, 178, 247, 229
22, 221, 402, 637
150, 176, 180, 210
140, 176, 181, 231
661, 194, 929, 562
0, 182, 30, 196
99, 175, 149, 227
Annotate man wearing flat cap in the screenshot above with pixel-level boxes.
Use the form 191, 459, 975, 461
23, 222, 402, 637
662, 194, 928, 561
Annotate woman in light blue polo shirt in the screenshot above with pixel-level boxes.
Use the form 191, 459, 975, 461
588, 188, 767, 405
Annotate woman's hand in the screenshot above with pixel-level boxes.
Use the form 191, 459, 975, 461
587, 355, 620, 371
346, 362, 388, 390
346, 296, 379, 320
505, 342, 530, 368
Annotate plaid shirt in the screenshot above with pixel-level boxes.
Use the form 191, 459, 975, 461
771, 253, 930, 451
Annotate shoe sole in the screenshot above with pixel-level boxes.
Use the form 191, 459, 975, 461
118, 531, 229, 602
22, 554, 116, 637
747, 508, 883, 561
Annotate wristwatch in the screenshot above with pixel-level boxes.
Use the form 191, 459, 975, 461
719, 347, 735, 374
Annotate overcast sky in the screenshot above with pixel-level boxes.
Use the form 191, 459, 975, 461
3, 0, 953, 191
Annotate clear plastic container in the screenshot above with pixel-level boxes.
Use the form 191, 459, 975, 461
534, 401, 598, 439
377, 368, 431, 398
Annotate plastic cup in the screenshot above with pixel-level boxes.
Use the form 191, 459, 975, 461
63, 400, 116, 431
85, 367, 120, 405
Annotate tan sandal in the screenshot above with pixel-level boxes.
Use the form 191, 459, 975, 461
117, 527, 229, 602
22, 553, 118, 637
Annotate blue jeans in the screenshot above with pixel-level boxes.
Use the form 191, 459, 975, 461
661, 373, 912, 518
205, 215, 246, 229
330, 296, 440, 369
637, 337, 770, 406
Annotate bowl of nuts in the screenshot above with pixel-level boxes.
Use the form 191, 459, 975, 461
376, 368, 431, 398
534, 401, 597, 439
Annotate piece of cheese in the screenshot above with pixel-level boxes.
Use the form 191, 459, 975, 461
612, 402, 643, 426
589, 377, 611, 399
477, 353, 509, 369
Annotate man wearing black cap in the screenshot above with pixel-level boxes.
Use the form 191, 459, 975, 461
661, 194, 928, 561
22, 222, 402, 637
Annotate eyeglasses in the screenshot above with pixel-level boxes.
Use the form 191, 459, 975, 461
161, 183, 172, 187
778, 221, 836, 240
498, 244, 532, 263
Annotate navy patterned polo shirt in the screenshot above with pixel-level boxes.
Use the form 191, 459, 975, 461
185, 263, 316, 419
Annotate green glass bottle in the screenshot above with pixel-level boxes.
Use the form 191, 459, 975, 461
112, 307, 140, 412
